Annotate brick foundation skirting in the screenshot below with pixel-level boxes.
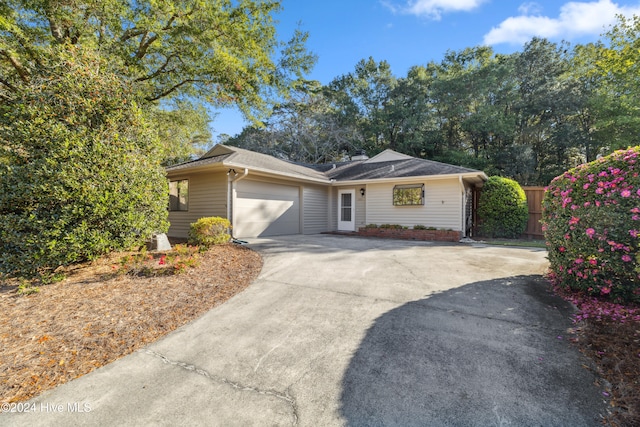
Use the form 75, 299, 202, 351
356, 227, 461, 242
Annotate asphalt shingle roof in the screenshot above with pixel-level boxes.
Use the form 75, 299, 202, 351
165, 153, 232, 172
326, 158, 480, 181
166, 145, 485, 182
222, 146, 328, 180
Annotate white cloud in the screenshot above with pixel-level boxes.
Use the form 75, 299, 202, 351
518, 2, 543, 15
384, 0, 487, 20
483, 0, 640, 45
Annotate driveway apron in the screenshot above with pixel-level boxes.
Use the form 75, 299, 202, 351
2, 235, 607, 426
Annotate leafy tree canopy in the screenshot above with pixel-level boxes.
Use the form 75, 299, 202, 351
0, 0, 317, 122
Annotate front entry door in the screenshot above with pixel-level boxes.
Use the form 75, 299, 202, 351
338, 189, 355, 231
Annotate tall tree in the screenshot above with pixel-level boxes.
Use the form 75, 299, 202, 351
153, 100, 214, 165
229, 81, 358, 163
587, 15, 640, 150
0, 0, 316, 121
326, 58, 398, 153
512, 38, 580, 184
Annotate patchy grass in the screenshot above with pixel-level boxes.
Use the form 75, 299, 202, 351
479, 238, 548, 249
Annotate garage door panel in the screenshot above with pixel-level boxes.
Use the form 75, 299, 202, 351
235, 181, 300, 238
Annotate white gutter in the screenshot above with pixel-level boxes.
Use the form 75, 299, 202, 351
227, 168, 249, 236
459, 176, 466, 238
225, 162, 329, 184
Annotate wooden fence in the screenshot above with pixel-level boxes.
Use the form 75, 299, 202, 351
522, 186, 545, 240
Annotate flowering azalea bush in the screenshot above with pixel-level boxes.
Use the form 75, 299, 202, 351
542, 146, 640, 303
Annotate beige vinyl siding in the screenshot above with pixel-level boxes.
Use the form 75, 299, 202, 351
167, 171, 227, 239
365, 179, 463, 231
303, 184, 329, 234
355, 188, 366, 230
328, 186, 338, 231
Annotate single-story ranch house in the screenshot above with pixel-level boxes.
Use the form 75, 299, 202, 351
165, 144, 488, 240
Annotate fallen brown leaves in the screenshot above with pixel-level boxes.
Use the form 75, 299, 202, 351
0, 243, 262, 404
575, 319, 640, 427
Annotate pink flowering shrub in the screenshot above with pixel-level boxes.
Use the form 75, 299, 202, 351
542, 146, 640, 303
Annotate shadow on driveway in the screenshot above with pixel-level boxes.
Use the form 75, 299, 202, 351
340, 275, 607, 427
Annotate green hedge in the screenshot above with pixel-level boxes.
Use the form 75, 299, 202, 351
188, 217, 231, 247
542, 147, 640, 303
478, 176, 528, 238
0, 47, 168, 280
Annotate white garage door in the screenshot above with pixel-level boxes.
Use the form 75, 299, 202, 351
234, 180, 300, 238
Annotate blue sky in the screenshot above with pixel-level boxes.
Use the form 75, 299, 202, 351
211, 0, 640, 140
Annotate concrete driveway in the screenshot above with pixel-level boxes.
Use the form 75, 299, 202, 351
2, 235, 607, 426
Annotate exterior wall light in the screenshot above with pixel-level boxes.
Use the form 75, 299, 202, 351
360, 188, 366, 196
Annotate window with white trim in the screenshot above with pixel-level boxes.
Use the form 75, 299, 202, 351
393, 184, 424, 206
169, 179, 189, 211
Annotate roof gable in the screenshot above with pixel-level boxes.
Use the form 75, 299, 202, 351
202, 144, 234, 158
365, 149, 413, 163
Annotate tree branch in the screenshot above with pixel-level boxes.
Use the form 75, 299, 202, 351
163, 15, 176, 31
120, 28, 147, 43
134, 53, 179, 82
133, 14, 179, 60
145, 79, 201, 102
48, 18, 65, 42
0, 50, 29, 83
0, 76, 18, 93
136, 34, 158, 59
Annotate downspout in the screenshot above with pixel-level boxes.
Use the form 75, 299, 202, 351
227, 168, 249, 238
459, 176, 466, 238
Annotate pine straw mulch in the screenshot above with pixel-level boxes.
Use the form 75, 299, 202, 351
574, 319, 640, 427
0, 243, 262, 404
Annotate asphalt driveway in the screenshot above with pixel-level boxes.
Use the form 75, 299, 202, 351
2, 235, 607, 426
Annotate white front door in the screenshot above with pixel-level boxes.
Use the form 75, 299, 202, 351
338, 189, 355, 231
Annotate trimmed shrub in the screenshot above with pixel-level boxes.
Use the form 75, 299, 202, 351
379, 224, 407, 229
542, 147, 640, 303
478, 176, 528, 238
188, 217, 231, 247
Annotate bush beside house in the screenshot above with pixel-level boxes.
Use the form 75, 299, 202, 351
0, 47, 168, 281
188, 217, 232, 247
542, 147, 640, 303
478, 176, 529, 238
